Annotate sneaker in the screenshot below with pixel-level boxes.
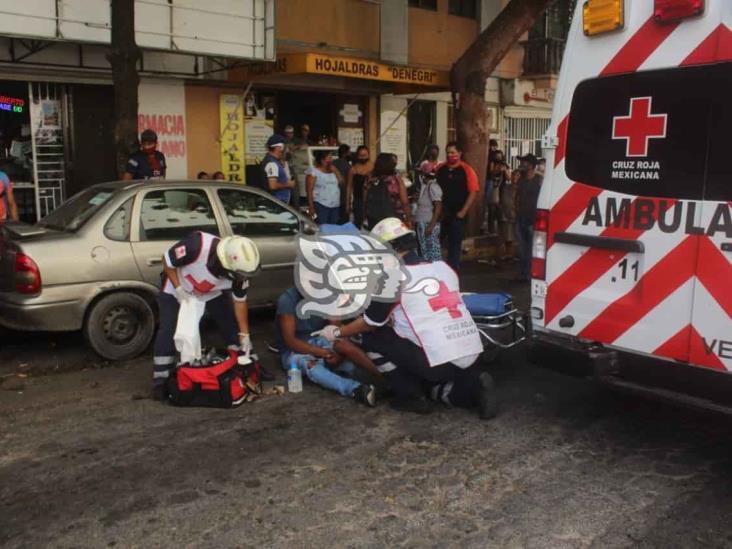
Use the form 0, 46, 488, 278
477, 372, 498, 420
267, 343, 280, 354
353, 384, 377, 407
390, 396, 432, 415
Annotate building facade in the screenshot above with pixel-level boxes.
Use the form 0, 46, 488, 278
0, 0, 566, 220
185, 0, 567, 185
0, 0, 274, 221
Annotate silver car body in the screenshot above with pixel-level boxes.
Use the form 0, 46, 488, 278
0, 180, 317, 332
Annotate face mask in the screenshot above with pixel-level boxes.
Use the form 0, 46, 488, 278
356, 157, 368, 164
446, 153, 460, 165
142, 144, 156, 153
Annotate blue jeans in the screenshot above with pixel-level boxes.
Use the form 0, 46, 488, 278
314, 202, 341, 225
280, 336, 360, 397
516, 218, 534, 279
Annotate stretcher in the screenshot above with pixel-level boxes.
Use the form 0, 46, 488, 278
462, 292, 527, 361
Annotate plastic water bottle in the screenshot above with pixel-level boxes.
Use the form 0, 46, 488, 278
287, 364, 303, 393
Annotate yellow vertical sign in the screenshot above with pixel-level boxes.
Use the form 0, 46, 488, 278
219, 95, 246, 183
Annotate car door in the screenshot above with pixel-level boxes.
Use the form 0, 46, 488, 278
215, 187, 300, 304
130, 186, 222, 287
688, 63, 732, 372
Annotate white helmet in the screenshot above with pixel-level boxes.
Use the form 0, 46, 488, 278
216, 236, 261, 278
370, 217, 414, 243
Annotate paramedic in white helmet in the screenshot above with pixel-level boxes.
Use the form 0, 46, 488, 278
152, 231, 263, 401
314, 217, 497, 419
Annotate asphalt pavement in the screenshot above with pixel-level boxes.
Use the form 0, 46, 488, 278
2, 261, 732, 548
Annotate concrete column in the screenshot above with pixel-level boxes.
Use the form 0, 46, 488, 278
380, 0, 408, 65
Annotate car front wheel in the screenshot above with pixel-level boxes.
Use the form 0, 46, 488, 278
84, 292, 155, 360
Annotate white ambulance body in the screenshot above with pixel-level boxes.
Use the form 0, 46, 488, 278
530, 0, 732, 406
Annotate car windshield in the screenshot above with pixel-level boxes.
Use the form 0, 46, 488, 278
38, 187, 117, 232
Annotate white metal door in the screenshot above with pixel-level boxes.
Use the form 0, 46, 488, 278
29, 82, 68, 220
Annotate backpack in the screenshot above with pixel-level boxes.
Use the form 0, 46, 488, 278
166, 350, 262, 408
247, 159, 269, 191
365, 176, 396, 224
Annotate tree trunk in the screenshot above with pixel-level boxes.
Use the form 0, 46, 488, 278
108, 1, 142, 178
451, 0, 557, 236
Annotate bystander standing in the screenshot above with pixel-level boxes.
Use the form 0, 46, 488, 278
262, 134, 295, 204
212, 171, 226, 181
123, 129, 167, 180
435, 141, 479, 272
419, 144, 440, 174
363, 153, 411, 229
346, 145, 372, 228
197, 171, 210, 180
333, 144, 352, 223
306, 149, 343, 225
515, 153, 543, 282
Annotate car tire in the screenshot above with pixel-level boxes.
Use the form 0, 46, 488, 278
84, 292, 155, 361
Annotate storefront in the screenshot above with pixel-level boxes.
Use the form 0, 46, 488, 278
0, 80, 72, 222
184, 52, 450, 184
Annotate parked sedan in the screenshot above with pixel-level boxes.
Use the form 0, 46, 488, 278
0, 180, 318, 360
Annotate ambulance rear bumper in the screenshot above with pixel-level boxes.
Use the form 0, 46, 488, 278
528, 329, 619, 378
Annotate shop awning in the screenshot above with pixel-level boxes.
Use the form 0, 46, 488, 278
237, 53, 450, 91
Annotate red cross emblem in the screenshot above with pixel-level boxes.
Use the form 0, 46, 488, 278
428, 281, 463, 319
185, 274, 215, 295
612, 97, 667, 158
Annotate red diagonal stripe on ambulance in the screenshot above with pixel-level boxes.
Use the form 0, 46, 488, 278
601, 17, 680, 75
654, 324, 726, 371
653, 324, 692, 363
578, 236, 698, 344
547, 182, 603, 249
545, 198, 673, 325
681, 24, 732, 66
554, 116, 569, 167
695, 236, 732, 319
688, 325, 728, 372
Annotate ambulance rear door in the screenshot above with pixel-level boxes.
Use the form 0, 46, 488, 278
687, 63, 732, 372
546, 64, 714, 362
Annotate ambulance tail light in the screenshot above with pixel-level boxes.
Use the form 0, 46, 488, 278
583, 0, 624, 36
531, 209, 549, 280
653, 0, 704, 23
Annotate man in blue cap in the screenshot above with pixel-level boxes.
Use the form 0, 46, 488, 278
262, 134, 295, 203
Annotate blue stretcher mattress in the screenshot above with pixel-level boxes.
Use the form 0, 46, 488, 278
462, 293, 512, 316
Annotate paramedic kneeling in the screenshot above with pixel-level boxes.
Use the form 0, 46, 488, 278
152, 231, 261, 401
315, 218, 497, 418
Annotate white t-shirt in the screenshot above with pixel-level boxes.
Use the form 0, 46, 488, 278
414, 181, 443, 223
308, 167, 340, 208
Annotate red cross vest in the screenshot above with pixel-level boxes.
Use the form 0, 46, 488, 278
391, 261, 482, 368
163, 232, 233, 301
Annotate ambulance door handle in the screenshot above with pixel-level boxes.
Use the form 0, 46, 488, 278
554, 232, 645, 253
146, 257, 163, 267
721, 243, 732, 252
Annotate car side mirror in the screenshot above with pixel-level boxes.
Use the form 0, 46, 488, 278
300, 219, 318, 235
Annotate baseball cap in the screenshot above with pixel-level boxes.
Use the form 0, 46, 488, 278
266, 134, 286, 149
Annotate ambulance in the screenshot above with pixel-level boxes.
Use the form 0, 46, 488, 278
529, 0, 732, 410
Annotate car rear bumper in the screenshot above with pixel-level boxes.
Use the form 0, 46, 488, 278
0, 295, 85, 331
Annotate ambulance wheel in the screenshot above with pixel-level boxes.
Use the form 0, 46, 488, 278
84, 292, 155, 361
